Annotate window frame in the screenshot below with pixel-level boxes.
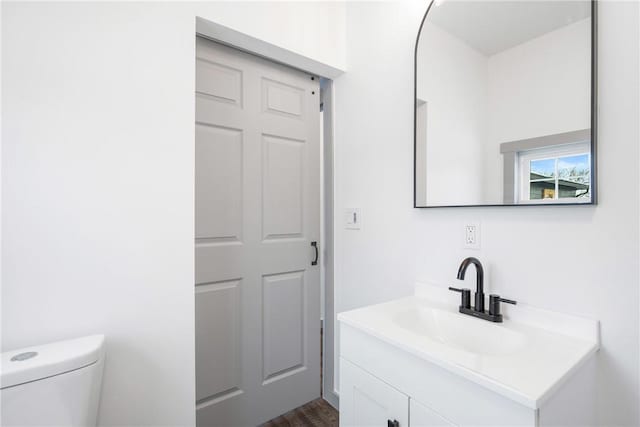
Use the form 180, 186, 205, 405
517, 141, 591, 204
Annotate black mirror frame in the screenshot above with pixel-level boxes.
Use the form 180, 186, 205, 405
413, 0, 598, 208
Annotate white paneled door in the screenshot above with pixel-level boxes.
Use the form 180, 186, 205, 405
195, 37, 321, 427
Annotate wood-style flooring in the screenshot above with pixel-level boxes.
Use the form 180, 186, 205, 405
261, 398, 338, 427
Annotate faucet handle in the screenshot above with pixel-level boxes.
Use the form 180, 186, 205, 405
497, 296, 517, 305
489, 294, 517, 317
449, 287, 471, 309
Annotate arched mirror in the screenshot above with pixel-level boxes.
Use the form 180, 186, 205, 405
414, 0, 596, 207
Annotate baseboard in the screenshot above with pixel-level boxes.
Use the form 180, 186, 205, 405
322, 389, 339, 411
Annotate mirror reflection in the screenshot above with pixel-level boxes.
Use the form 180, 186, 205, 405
415, 0, 595, 207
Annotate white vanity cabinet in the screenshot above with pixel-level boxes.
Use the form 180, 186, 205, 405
338, 323, 536, 427
340, 357, 454, 427
410, 399, 455, 427
340, 358, 409, 427
338, 290, 599, 427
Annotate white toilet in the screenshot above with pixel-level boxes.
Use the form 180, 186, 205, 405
1, 335, 105, 426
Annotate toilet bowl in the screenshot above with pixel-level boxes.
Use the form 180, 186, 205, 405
1, 335, 105, 426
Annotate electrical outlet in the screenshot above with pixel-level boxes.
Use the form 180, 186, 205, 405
464, 222, 480, 249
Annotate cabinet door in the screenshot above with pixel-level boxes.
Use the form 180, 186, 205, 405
410, 399, 456, 427
340, 358, 409, 427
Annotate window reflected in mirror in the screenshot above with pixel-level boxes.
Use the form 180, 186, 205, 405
521, 144, 591, 203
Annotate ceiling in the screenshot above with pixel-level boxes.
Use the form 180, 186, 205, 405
428, 1, 591, 56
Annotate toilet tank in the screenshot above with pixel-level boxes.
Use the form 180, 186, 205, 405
1, 335, 105, 427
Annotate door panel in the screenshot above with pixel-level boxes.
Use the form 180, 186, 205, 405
195, 281, 241, 402
263, 78, 305, 117
262, 271, 305, 382
195, 37, 320, 427
195, 124, 243, 240
262, 135, 304, 239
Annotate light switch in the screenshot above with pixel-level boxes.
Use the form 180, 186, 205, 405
345, 208, 361, 230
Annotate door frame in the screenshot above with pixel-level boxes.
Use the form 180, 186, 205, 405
195, 16, 342, 410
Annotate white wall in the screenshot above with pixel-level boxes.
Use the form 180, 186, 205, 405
334, 1, 639, 425
488, 18, 592, 144
1, 2, 345, 426
485, 17, 592, 203
417, 23, 488, 206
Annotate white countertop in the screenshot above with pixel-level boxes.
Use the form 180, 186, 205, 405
337, 284, 599, 409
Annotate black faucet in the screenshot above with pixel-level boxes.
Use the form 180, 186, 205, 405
449, 257, 516, 323
457, 257, 485, 312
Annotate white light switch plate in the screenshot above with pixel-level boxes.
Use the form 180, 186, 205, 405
345, 208, 361, 230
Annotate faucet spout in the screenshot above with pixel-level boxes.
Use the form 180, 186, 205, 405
456, 257, 485, 312
451, 257, 517, 322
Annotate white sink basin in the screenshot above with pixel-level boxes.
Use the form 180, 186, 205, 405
393, 306, 526, 356
337, 284, 600, 408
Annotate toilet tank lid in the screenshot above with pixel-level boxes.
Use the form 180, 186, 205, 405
1, 335, 105, 389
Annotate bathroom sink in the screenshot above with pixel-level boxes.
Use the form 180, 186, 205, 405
337, 284, 600, 408
393, 306, 526, 356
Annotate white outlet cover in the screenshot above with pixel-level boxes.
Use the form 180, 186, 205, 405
464, 222, 480, 249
